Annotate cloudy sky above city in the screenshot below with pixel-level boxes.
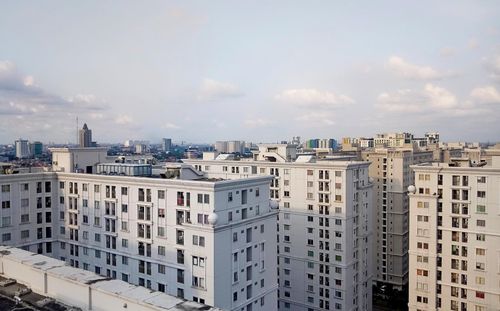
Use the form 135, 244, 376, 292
1, 1, 500, 144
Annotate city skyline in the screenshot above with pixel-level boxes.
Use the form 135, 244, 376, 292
1, 1, 500, 144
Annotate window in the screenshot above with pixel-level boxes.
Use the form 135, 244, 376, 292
121, 204, 128, 213
2, 216, 11, 227
476, 205, 486, 213
157, 190, 165, 199
193, 235, 205, 247
2, 233, 11, 242
158, 246, 166, 256
417, 215, 429, 222
477, 191, 486, 198
122, 239, 128, 248
476, 234, 485, 241
158, 264, 166, 274
477, 220, 486, 227
21, 230, 29, 239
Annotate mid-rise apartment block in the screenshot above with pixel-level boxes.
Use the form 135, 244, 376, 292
361, 148, 434, 289
408, 157, 500, 311
0, 148, 278, 311
186, 144, 374, 311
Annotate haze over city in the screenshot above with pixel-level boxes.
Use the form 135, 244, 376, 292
1, 1, 500, 144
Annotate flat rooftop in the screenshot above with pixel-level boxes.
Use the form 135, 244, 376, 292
0, 246, 220, 311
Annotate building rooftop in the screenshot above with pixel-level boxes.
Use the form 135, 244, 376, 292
0, 246, 220, 311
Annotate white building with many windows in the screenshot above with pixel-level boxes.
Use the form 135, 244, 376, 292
408, 157, 500, 311
185, 144, 374, 311
0, 148, 278, 311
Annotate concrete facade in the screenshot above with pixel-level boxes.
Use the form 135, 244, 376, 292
361, 149, 434, 289
185, 147, 373, 311
0, 167, 278, 310
408, 158, 500, 311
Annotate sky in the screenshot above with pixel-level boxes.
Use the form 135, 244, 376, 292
1, 1, 500, 144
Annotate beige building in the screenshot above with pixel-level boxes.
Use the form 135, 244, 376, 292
361, 148, 434, 289
408, 157, 500, 311
186, 144, 374, 311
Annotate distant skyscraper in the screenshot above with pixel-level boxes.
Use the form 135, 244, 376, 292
15, 138, 30, 158
79, 123, 92, 147
30, 141, 43, 157
162, 138, 172, 152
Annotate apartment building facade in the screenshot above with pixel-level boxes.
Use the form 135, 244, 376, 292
361, 149, 434, 289
408, 158, 500, 311
185, 148, 374, 311
0, 163, 278, 311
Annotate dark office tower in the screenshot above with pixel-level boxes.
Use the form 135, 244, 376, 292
79, 123, 92, 147
162, 138, 172, 152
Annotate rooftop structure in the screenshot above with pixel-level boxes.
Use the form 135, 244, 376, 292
0, 246, 220, 311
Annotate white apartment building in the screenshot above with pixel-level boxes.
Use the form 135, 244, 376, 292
0, 149, 278, 311
408, 157, 500, 311
185, 144, 374, 311
361, 149, 434, 289
15, 138, 30, 159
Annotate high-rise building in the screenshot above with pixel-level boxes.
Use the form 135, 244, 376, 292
162, 138, 172, 152
227, 141, 244, 154
408, 157, 500, 311
186, 144, 374, 311
360, 148, 434, 290
15, 138, 30, 158
0, 148, 278, 311
30, 141, 43, 157
215, 141, 245, 154
79, 123, 92, 147
215, 141, 228, 153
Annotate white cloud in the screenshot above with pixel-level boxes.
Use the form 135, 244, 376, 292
211, 119, 226, 128
89, 112, 104, 119
424, 84, 458, 109
387, 56, 450, 80
439, 47, 455, 57
275, 88, 354, 109
468, 38, 479, 49
115, 114, 133, 125
198, 79, 242, 100
68, 94, 97, 103
470, 86, 500, 104
23, 75, 34, 86
377, 83, 457, 113
484, 54, 500, 80
162, 122, 180, 129
295, 112, 335, 126
376, 89, 423, 113
244, 118, 272, 128
376, 83, 500, 118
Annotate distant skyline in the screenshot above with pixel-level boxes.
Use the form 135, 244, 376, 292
1, 1, 500, 144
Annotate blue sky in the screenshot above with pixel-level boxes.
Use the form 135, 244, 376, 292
1, 1, 499, 144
